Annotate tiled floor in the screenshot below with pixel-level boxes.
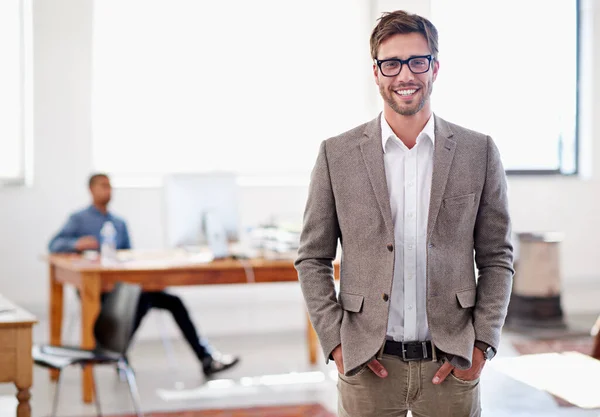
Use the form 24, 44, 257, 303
1, 316, 599, 417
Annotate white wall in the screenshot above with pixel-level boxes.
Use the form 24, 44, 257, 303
1, 0, 599, 343
0, 0, 93, 306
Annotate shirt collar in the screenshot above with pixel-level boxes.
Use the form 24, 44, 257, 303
380, 112, 435, 153
87, 205, 111, 219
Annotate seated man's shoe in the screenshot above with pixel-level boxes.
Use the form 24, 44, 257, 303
202, 352, 240, 377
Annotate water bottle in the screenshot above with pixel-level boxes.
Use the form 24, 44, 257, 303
100, 221, 117, 265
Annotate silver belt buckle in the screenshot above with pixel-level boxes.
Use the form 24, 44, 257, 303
401, 344, 410, 361
401, 341, 429, 361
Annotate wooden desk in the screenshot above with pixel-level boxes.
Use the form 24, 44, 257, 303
0, 295, 37, 417
47, 251, 339, 403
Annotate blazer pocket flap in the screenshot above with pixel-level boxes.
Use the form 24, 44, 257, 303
456, 288, 476, 308
339, 292, 364, 313
444, 193, 475, 207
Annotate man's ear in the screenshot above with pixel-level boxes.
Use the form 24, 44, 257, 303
432, 59, 440, 82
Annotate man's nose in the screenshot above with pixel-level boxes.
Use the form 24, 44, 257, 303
396, 63, 415, 83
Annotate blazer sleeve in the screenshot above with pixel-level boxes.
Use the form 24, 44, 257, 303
48, 214, 81, 253
473, 136, 515, 351
295, 140, 343, 363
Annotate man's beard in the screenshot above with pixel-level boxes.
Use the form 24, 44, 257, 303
381, 81, 432, 116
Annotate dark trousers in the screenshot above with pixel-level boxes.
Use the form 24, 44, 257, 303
102, 291, 211, 361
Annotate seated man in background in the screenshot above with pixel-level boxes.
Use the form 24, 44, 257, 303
48, 173, 239, 377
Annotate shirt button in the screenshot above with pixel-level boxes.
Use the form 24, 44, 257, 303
407, 181, 414, 187
407, 274, 413, 280
382, 293, 389, 302
387, 243, 394, 252
408, 244, 413, 250
407, 212, 414, 218
408, 305, 413, 310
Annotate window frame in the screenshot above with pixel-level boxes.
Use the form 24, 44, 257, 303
504, 0, 580, 177
0, 0, 33, 187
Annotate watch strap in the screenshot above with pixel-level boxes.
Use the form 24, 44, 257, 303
474, 340, 496, 360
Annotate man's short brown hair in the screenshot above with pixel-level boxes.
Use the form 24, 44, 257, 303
370, 10, 439, 60
88, 173, 109, 188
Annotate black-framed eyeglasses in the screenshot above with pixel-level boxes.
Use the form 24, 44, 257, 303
375, 55, 433, 77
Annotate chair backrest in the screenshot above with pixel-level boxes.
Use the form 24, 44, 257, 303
94, 282, 142, 354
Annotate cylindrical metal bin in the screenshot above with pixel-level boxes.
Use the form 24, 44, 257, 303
506, 232, 566, 329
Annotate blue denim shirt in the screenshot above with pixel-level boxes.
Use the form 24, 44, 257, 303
48, 205, 131, 253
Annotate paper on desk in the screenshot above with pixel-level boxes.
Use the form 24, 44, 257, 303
119, 252, 215, 268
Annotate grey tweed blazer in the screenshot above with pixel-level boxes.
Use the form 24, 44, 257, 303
295, 114, 514, 375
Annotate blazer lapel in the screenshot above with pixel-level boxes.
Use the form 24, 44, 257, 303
360, 115, 394, 235
427, 115, 457, 239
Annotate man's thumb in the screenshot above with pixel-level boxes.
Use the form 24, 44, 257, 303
433, 361, 453, 384
367, 358, 388, 378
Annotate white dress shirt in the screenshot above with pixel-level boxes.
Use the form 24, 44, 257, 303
381, 113, 435, 342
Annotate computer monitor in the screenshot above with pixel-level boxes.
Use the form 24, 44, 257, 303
163, 173, 240, 250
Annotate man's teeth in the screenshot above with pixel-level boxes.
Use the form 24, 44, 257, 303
396, 89, 416, 96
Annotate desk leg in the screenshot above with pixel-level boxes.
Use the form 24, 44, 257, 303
81, 272, 101, 404
49, 264, 63, 381
307, 313, 318, 365
592, 315, 600, 360
16, 387, 30, 417
16, 326, 33, 417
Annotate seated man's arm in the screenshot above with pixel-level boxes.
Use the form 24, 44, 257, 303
49, 214, 84, 253
121, 221, 132, 250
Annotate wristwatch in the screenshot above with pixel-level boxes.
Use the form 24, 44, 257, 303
474, 341, 496, 360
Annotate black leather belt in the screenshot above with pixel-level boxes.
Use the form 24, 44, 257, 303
383, 340, 435, 361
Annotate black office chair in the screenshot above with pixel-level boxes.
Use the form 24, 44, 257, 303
33, 282, 144, 417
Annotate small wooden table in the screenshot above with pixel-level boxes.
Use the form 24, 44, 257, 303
47, 250, 339, 403
0, 295, 37, 417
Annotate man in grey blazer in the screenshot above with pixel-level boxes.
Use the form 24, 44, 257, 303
295, 10, 513, 417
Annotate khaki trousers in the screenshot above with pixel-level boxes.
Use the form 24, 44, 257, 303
338, 354, 481, 417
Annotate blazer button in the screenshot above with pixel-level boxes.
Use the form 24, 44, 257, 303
382, 293, 389, 302
387, 243, 394, 252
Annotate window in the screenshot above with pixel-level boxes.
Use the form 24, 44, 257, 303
430, 0, 578, 174
92, 0, 373, 179
0, 0, 32, 185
